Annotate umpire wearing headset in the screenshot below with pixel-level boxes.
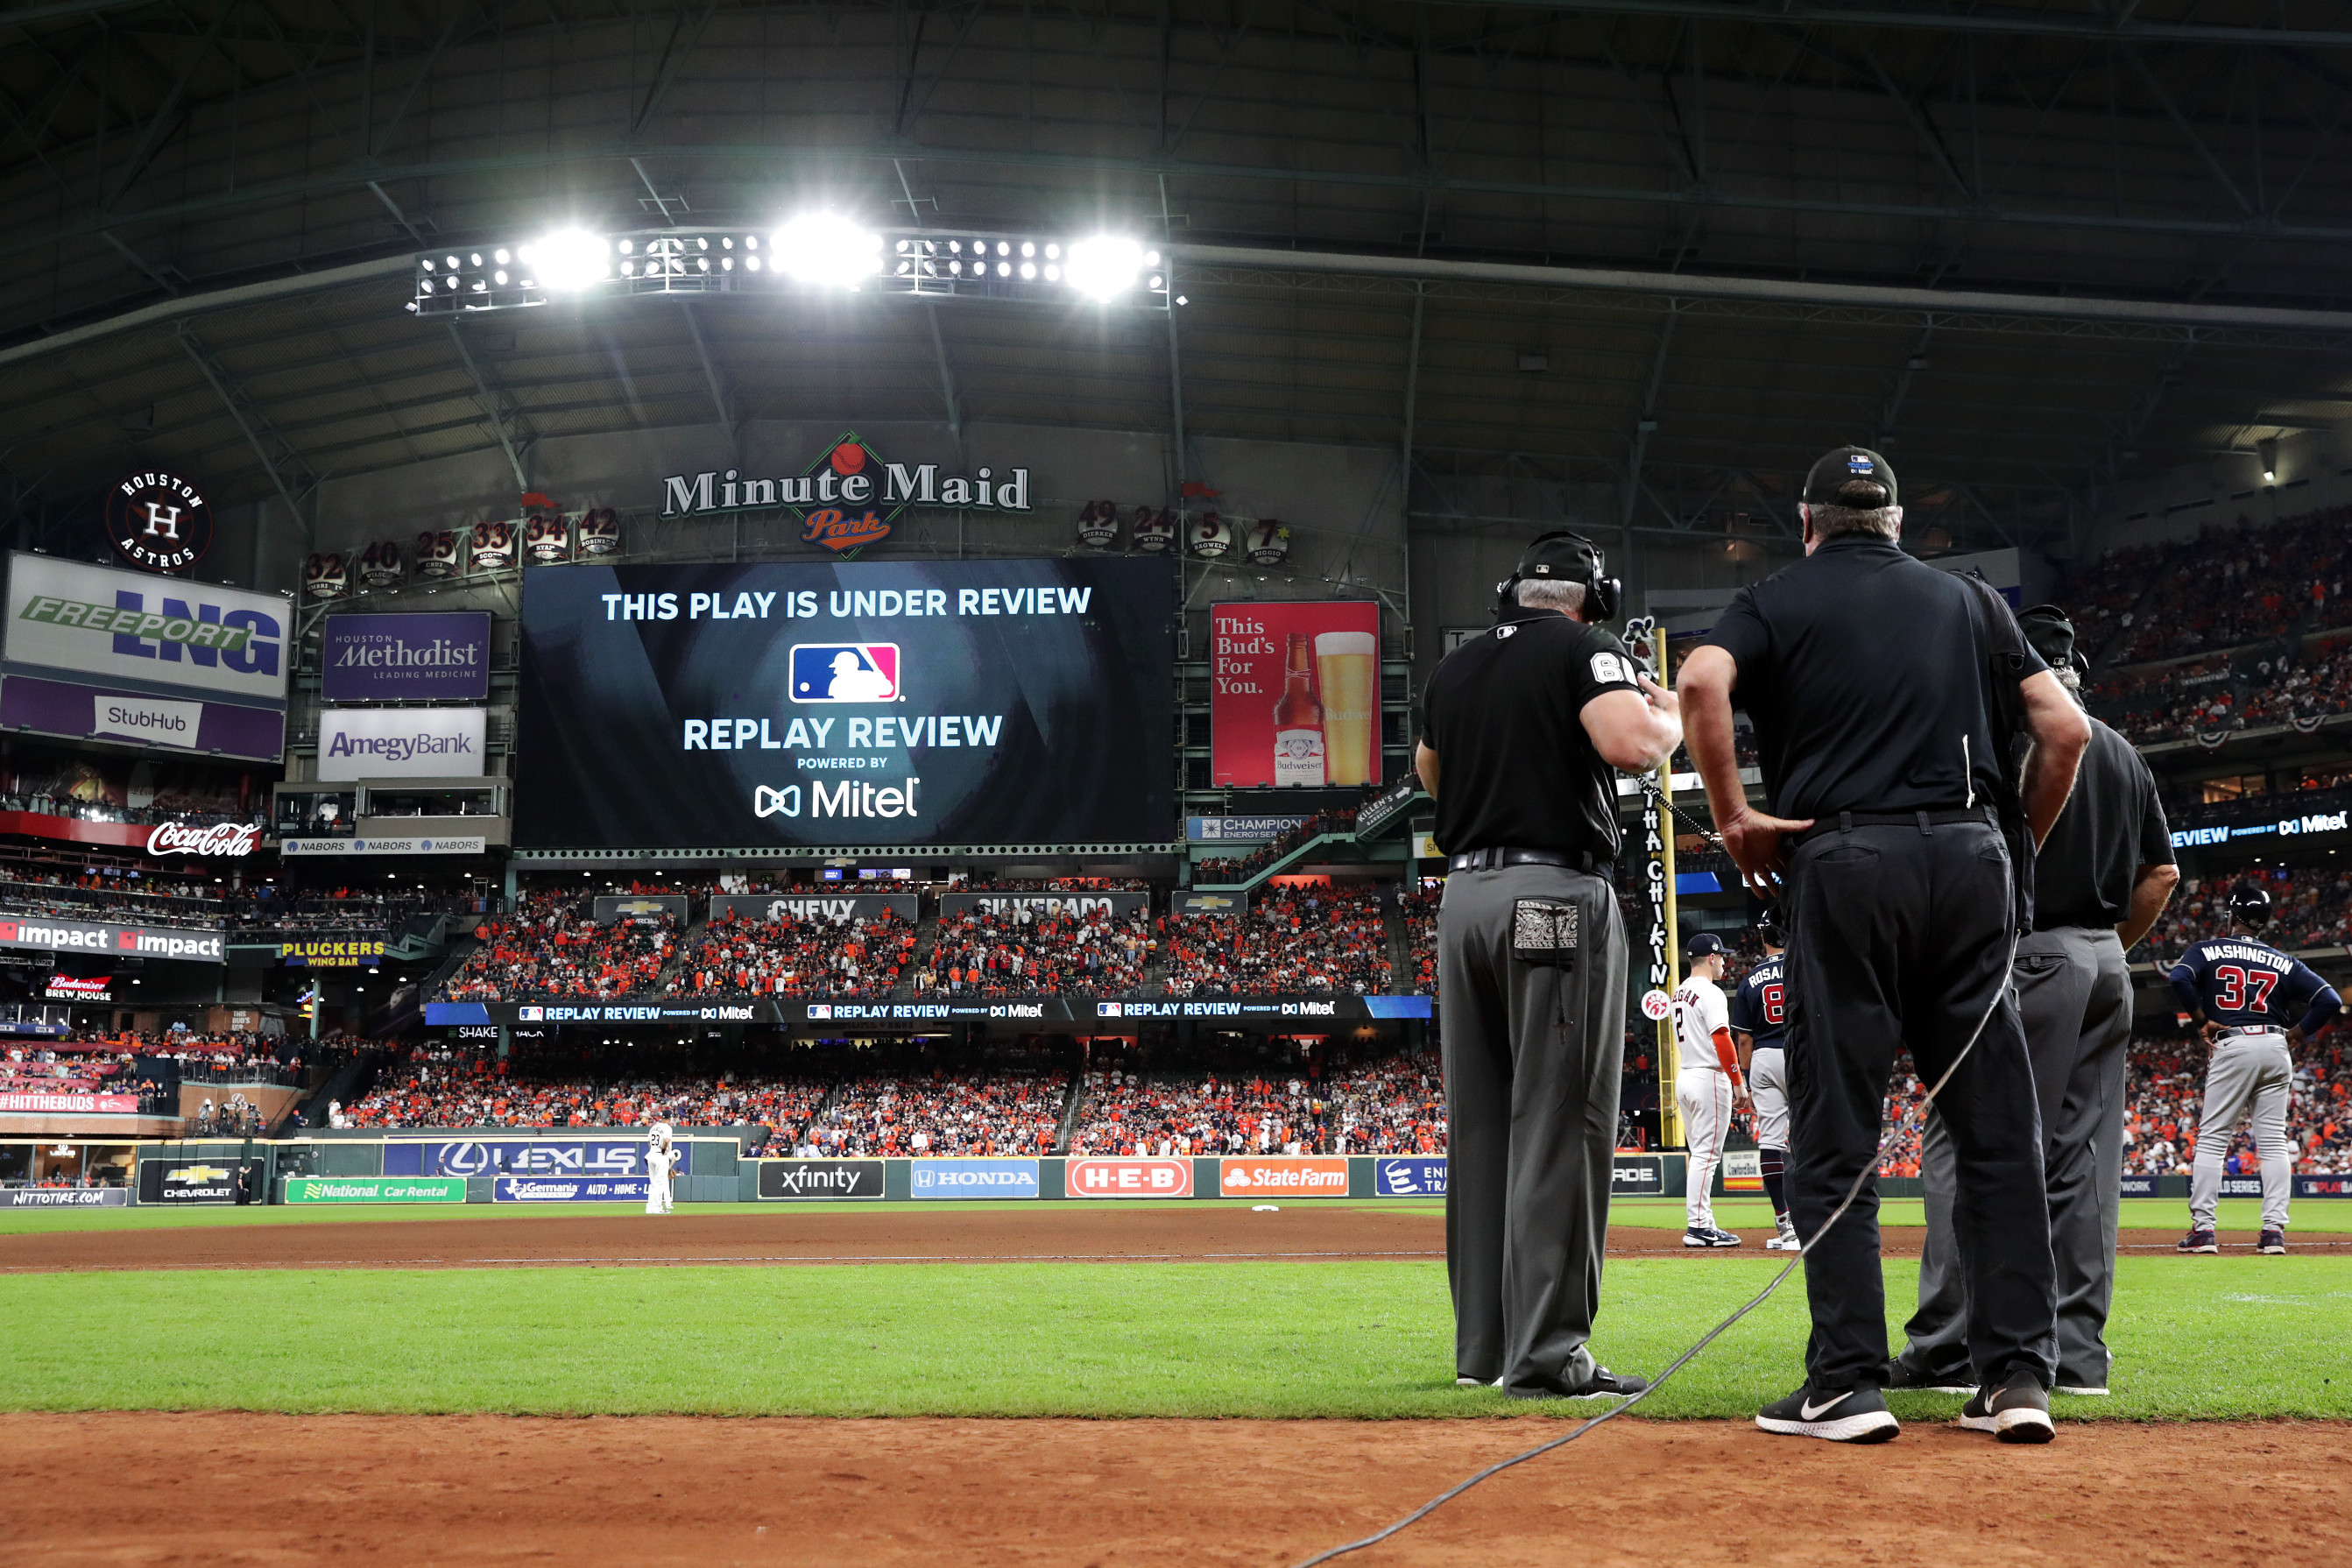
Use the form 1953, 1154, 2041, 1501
1892, 606, 2179, 1396
1417, 532, 1682, 1399
1677, 447, 2089, 1445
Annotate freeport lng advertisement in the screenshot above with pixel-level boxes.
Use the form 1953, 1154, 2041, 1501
515, 559, 1176, 848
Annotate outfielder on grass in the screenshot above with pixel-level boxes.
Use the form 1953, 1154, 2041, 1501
2168, 886, 2341, 1256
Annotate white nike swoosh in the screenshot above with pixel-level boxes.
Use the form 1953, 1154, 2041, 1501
1799, 1394, 1846, 1420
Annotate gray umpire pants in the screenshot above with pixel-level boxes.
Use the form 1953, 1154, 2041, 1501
1438, 863, 1627, 1395
1900, 925, 2130, 1388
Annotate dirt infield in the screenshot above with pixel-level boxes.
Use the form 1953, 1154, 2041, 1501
4, 1411, 2343, 1564
0, 1204, 2313, 1273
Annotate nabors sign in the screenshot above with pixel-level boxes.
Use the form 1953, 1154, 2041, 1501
659, 430, 1032, 555
146, 820, 261, 858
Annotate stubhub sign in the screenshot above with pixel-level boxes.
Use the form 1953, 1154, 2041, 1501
907, 1158, 1039, 1198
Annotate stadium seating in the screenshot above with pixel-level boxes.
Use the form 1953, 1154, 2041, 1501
1193, 810, 1355, 885
915, 906, 1152, 996
444, 893, 678, 999
1160, 886, 1392, 995
344, 1041, 833, 1134
665, 908, 914, 999
1066, 1039, 1329, 1155
1400, 887, 1438, 996
1324, 1046, 1445, 1154
805, 1042, 1070, 1156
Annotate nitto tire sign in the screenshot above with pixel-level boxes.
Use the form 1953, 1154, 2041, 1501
758, 1159, 886, 1201
1374, 1157, 1448, 1197
3, 1188, 127, 1209
1066, 1157, 1193, 1198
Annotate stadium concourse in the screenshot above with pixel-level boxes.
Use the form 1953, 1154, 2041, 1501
10, 0, 2352, 1557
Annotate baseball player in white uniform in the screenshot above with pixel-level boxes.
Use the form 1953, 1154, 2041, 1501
1673, 932, 1750, 1247
1729, 910, 1798, 1251
645, 1121, 679, 1215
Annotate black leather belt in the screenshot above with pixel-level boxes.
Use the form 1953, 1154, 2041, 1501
1446, 846, 1613, 878
1793, 808, 1995, 845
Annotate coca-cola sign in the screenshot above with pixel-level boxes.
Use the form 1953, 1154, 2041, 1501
146, 820, 261, 858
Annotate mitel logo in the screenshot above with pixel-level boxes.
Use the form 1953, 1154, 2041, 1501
659, 431, 1032, 556
790, 643, 901, 703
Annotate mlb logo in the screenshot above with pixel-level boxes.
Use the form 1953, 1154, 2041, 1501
808, 1005, 834, 1020
1095, 1002, 1124, 1018
789, 643, 901, 703
518, 1006, 544, 1021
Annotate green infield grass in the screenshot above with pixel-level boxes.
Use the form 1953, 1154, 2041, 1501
5, 1194, 2341, 1235
4, 1254, 2344, 1421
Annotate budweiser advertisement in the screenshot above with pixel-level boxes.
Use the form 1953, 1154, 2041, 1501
0, 1091, 138, 1113
1210, 602, 1381, 788
42, 975, 113, 1002
1065, 1156, 1194, 1198
146, 820, 261, 858
1216, 1156, 1351, 1197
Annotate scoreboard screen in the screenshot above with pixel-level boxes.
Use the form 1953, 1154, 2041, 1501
515, 558, 1176, 849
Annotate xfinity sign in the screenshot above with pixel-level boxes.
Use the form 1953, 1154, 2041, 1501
315, 707, 487, 780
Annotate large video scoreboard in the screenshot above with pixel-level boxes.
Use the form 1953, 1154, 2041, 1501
515, 558, 1176, 849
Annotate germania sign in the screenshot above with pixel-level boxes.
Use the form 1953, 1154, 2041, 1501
657, 431, 1032, 555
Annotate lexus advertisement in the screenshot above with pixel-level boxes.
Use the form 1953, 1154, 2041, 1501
515, 559, 1175, 849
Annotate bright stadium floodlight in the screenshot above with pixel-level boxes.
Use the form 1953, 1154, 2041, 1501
773, 212, 883, 288
1063, 236, 1146, 302
527, 230, 611, 291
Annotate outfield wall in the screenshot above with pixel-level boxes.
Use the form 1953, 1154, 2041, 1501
126, 1140, 2320, 1204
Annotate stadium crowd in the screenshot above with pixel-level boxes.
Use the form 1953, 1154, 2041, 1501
915, 905, 1153, 996
2133, 870, 2352, 959
805, 1042, 1069, 1156
1160, 886, 1393, 995
444, 892, 678, 999
343, 1039, 833, 1134
1066, 1039, 1326, 1155
1324, 1045, 1446, 1154
1193, 810, 1355, 885
665, 908, 914, 998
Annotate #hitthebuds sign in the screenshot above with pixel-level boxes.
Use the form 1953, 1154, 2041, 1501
1210, 602, 1381, 789
658, 432, 1032, 556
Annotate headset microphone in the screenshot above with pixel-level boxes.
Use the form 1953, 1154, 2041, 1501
1493, 530, 1622, 624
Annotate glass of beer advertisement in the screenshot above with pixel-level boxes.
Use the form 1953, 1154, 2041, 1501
1210, 601, 1381, 788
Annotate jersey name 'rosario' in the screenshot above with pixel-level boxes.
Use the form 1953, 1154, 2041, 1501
2167, 939, 2327, 1029
1671, 974, 1731, 1072
1728, 955, 1786, 1052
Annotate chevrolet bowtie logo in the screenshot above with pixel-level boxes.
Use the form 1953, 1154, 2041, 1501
754, 784, 798, 818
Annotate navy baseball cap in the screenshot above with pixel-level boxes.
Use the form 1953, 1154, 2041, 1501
2017, 604, 2087, 674
1686, 932, 1729, 958
1803, 446, 1898, 508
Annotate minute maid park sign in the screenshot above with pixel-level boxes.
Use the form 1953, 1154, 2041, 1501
658, 430, 1031, 556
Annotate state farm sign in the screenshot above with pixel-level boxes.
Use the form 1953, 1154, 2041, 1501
146, 820, 261, 858
1066, 1156, 1194, 1199
1218, 1156, 1350, 1197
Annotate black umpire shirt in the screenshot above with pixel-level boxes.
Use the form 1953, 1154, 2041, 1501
2032, 714, 2172, 930
1420, 604, 1643, 861
1702, 534, 2048, 819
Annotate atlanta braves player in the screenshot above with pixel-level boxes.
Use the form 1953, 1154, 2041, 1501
1729, 910, 1798, 1251
1674, 933, 1750, 1247
645, 1122, 680, 1216
2168, 886, 2340, 1254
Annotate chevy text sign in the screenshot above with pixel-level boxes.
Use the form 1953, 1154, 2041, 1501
315, 706, 486, 780
321, 611, 492, 702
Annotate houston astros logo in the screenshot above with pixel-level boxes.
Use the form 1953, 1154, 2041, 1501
103, 470, 213, 572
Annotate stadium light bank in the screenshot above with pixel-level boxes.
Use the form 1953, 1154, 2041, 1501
407, 217, 1167, 316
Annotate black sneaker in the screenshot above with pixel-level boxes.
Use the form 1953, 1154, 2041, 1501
2177, 1228, 2219, 1254
1755, 1383, 1899, 1443
2257, 1230, 2287, 1255
1958, 1369, 2055, 1444
1682, 1225, 1743, 1248
1501, 1365, 1650, 1400
1883, 1358, 1974, 1395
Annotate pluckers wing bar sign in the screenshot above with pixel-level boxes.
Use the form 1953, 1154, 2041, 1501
658, 432, 1032, 557
105, 470, 212, 572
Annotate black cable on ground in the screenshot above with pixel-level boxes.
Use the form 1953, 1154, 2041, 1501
1288, 809, 2020, 1568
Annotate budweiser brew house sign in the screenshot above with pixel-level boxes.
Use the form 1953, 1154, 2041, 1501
146, 821, 261, 858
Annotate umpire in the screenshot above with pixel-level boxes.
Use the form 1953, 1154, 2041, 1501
1677, 447, 2090, 1445
1893, 606, 2179, 1395
1417, 531, 1683, 1399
